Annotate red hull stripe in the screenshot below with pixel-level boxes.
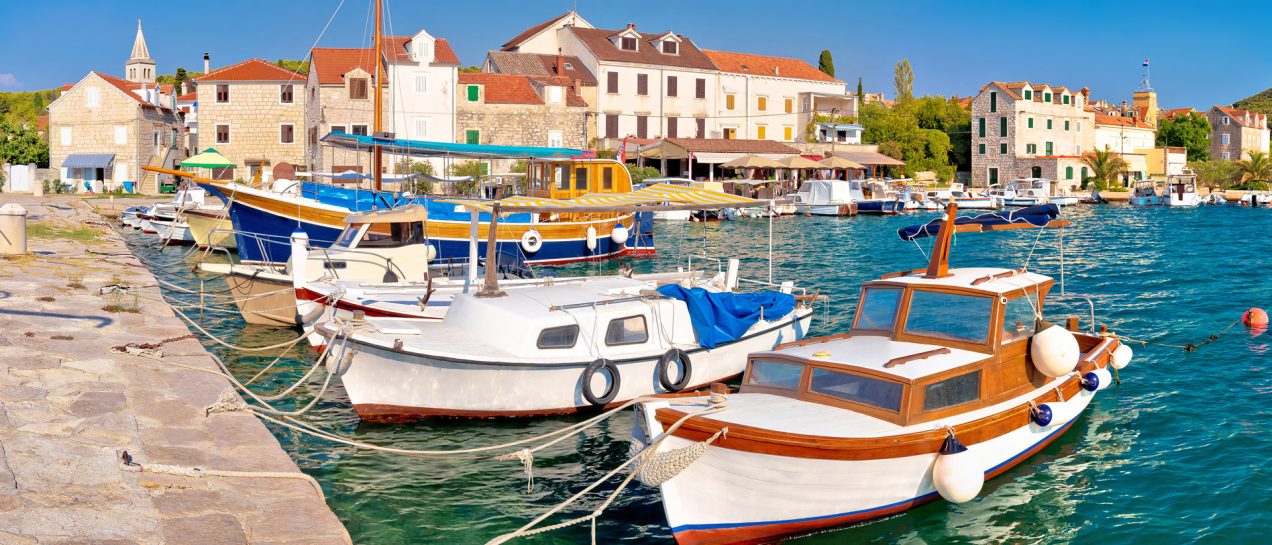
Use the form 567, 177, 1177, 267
671, 417, 1080, 545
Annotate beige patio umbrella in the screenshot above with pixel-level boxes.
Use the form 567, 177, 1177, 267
818, 155, 865, 170
720, 154, 786, 169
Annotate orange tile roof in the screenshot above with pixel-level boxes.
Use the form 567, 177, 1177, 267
90, 72, 172, 110
1162, 107, 1195, 120
381, 36, 460, 65
1093, 113, 1154, 129
1214, 105, 1267, 128
702, 50, 841, 83
177, 91, 196, 102
501, 11, 574, 51
311, 47, 379, 85
459, 73, 543, 105
195, 58, 305, 82
37, 114, 48, 131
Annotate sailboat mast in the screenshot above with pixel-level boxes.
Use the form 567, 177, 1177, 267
372, 0, 384, 192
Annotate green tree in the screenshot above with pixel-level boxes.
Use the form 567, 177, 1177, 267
448, 160, 485, 194
0, 120, 49, 167
908, 96, 971, 173
859, 101, 954, 180
856, 77, 864, 107
274, 59, 309, 75
458, 66, 482, 73
818, 50, 835, 78
1235, 150, 1272, 184
1156, 112, 1210, 161
173, 67, 188, 94
394, 159, 436, 194
1082, 148, 1130, 189
1233, 87, 1272, 116
893, 59, 914, 102
626, 165, 662, 185
1188, 159, 1239, 192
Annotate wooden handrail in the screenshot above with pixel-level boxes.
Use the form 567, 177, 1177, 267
772, 333, 851, 351
971, 268, 1027, 286
883, 347, 951, 368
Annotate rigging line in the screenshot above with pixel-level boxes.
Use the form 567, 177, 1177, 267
279, 0, 349, 91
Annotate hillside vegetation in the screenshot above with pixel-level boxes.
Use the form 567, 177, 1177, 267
1233, 87, 1272, 116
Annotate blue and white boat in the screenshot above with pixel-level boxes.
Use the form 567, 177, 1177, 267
1128, 181, 1164, 206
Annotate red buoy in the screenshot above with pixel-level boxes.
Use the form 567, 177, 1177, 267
1244, 308, 1269, 327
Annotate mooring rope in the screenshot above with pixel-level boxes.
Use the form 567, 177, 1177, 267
1108, 319, 1241, 352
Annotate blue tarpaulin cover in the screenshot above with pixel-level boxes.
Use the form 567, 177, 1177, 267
656, 285, 797, 349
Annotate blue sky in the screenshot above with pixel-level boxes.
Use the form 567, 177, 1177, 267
1, 0, 1269, 109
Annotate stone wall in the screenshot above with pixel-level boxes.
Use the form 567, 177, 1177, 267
457, 102, 589, 149
304, 73, 383, 174
970, 89, 1016, 187
196, 80, 306, 180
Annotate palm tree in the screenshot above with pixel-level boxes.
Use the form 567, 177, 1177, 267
1235, 151, 1272, 183
1082, 147, 1130, 189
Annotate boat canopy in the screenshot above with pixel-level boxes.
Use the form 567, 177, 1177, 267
342, 204, 427, 224
320, 131, 584, 159
440, 183, 760, 213
898, 204, 1061, 241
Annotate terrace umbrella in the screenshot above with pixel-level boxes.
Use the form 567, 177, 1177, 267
778, 155, 825, 189
819, 155, 865, 180
720, 154, 785, 169
180, 148, 236, 185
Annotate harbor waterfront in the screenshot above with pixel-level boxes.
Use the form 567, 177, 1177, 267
111, 203, 1272, 544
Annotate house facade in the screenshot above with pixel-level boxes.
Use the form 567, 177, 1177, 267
47, 21, 185, 194
305, 47, 382, 173
1207, 105, 1269, 161
383, 31, 460, 156
195, 59, 307, 181
456, 72, 589, 170
970, 81, 1094, 189
1093, 113, 1156, 181
702, 49, 849, 143
483, 50, 598, 143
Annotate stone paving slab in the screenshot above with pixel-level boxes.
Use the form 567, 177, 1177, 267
0, 195, 351, 544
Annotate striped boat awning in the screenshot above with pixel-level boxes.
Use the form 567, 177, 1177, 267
440, 183, 760, 213
61, 153, 115, 169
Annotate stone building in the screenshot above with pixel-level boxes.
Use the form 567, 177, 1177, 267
702, 49, 851, 143
456, 72, 588, 170
194, 59, 307, 181
1207, 105, 1269, 161
483, 49, 598, 143
305, 47, 384, 173
47, 21, 185, 193
970, 81, 1094, 189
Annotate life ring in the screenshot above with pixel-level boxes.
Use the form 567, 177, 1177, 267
581, 358, 621, 406
520, 229, 543, 253
656, 349, 692, 392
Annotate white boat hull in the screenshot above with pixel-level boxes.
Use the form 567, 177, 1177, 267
952, 198, 998, 209
798, 204, 855, 216
654, 210, 693, 221
643, 387, 1095, 545
329, 310, 813, 420
1003, 197, 1046, 207
1167, 194, 1201, 207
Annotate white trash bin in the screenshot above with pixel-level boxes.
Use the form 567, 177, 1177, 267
0, 203, 28, 255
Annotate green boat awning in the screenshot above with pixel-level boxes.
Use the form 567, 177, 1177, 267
181, 148, 235, 169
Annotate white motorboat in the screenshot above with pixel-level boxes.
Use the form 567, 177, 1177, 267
1128, 181, 1164, 206
925, 183, 998, 210
1000, 179, 1051, 206
632, 203, 1132, 545
1165, 172, 1201, 207
792, 180, 857, 216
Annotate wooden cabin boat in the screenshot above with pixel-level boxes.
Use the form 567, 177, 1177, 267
1128, 181, 1164, 206
632, 204, 1132, 545
1165, 173, 1201, 207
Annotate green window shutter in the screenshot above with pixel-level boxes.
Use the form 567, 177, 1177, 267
1000, 116, 1007, 135
990, 92, 997, 112
1024, 89, 1032, 100
978, 118, 985, 137
465, 130, 479, 144
1027, 118, 1034, 128
1000, 143, 1007, 154
1045, 141, 1053, 155
467, 85, 479, 102
1046, 119, 1052, 130
1081, 167, 1088, 179
978, 143, 986, 155
1065, 166, 1074, 179
1063, 95, 1070, 105
1064, 120, 1070, 131
1044, 92, 1051, 102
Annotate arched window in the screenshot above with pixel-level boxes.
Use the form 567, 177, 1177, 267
1065, 166, 1074, 179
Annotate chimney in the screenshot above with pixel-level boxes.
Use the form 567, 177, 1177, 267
203, 52, 210, 74
556, 48, 565, 77
773, 66, 780, 76
626, 23, 636, 31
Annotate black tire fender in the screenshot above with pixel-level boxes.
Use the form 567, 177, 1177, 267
581, 358, 621, 406
656, 349, 692, 392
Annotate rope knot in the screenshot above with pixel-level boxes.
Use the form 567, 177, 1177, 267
205, 388, 249, 416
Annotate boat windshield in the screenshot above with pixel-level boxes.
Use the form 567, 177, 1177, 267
854, 287, 902, 331
903, 290, 993, 344
334, 224, 362, 247
809, 367, 903, 411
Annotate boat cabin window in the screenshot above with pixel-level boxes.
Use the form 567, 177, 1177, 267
808, 368, 902, 411
1001, 294, 1040, 343
574, 167, 589, 190
903, 291, 992, 344
746, 361, 803, 389
537, 325, 579, 349
555, 165, 569, 190
605, 315, 648, 346
335, 224, 363, 247
922, 370, 981, 411
359, 221, 425, 248
854, 287, 902, 331
603, 167, 614, 190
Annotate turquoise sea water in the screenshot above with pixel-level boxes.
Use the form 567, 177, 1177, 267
128, 204, 1272, 544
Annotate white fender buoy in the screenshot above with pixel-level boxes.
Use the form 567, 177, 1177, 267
520, 229, 543, 254
1031, 401, 1083, 428
289, 229, 310, 289
1081, 367, 1113, 393
586, 226, 598, 251
1111, 344, 1133, 370
1031, 324, 1080, 377
610, 224, 629, 245
932, 433, 983, 503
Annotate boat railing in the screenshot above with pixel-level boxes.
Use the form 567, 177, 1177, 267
1048, 293, 1097, 333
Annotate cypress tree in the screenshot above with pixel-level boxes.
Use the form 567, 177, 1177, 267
818, 50, 835, 78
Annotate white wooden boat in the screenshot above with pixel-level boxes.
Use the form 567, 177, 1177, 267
632, 203, 1132, 544
792, 180, 857, 216
1165, 173, 1201, 207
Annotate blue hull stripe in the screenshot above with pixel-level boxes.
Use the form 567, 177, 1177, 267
670, 416, 1080, 534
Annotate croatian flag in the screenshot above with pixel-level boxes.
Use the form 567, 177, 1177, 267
1142, 59, 1150, 67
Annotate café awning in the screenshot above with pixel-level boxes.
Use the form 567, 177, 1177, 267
61, 153, 115, 169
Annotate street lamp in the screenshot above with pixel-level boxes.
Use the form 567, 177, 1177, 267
830, 107, 840, 179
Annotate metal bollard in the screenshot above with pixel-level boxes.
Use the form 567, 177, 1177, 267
0, 203, 28, 255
